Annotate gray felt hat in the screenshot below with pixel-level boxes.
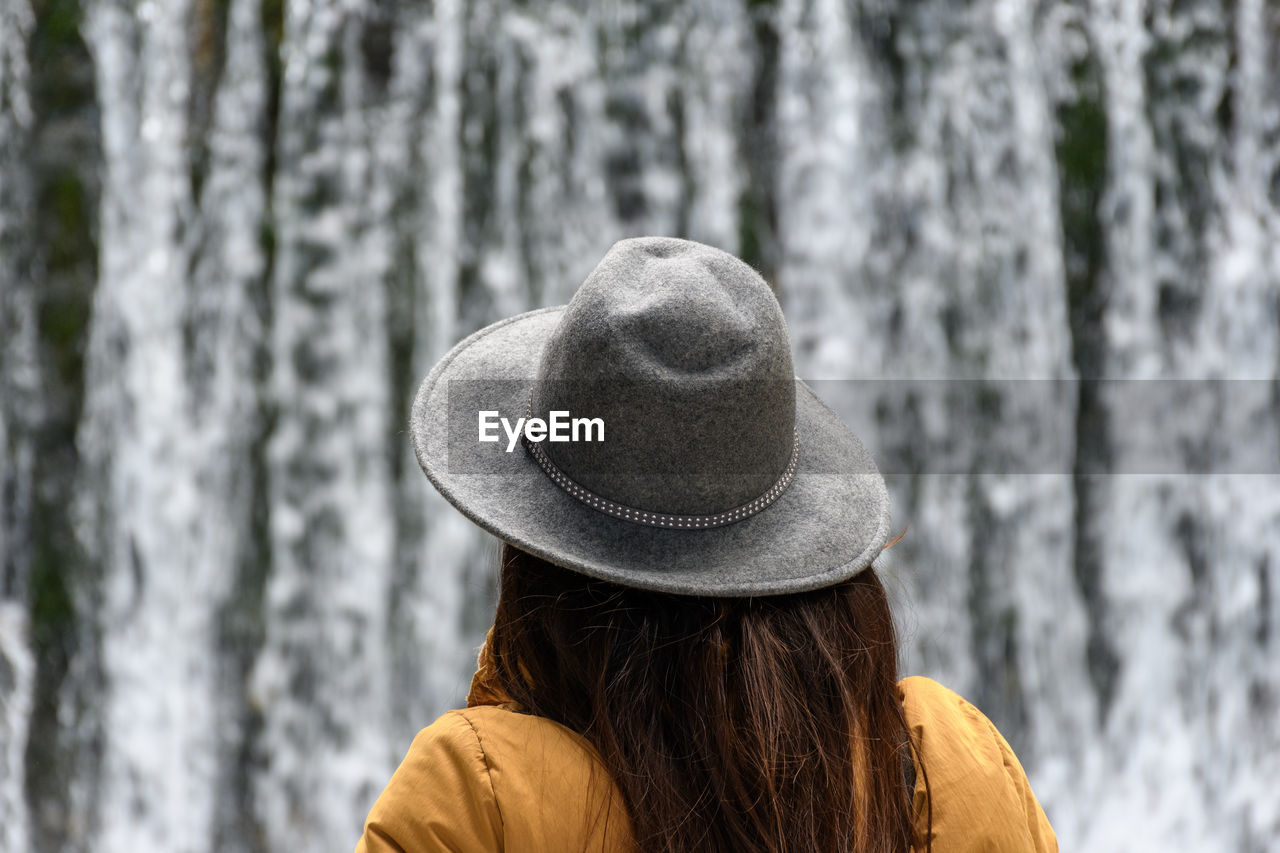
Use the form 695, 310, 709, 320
410, 236, 890, 596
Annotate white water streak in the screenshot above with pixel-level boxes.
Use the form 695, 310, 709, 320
0, 0, 36, 837
0, 0, 38, 843
77, 0, 267, 847
81, 1, 222, 849
252, 0, 397, 844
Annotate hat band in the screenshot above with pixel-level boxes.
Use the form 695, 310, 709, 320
522, 427, 799, 530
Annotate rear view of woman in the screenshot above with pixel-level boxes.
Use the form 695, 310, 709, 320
357, 237, 1057, 852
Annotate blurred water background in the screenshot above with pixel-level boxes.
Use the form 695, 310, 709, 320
1, 0, 1278, 850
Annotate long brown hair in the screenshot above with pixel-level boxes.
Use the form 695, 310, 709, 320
490, 544, 932, 853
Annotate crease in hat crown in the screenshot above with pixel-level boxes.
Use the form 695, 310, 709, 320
528, 237, 797, 519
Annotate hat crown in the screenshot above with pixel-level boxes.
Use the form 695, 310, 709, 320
532, 237, 796, 515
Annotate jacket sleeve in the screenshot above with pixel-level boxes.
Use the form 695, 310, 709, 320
976, 705, 1058, 852
900, 676, 1058, 852
355, 711, 503, 853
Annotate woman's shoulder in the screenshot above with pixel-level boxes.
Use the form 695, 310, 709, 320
896, 675, 1041, 788
403, 704, 617, 785
445, 704, 617, 786
896, 676, 1058, 852
355, 710, 502, 852
897, 674, 1008, 738
355, 706, 630, 853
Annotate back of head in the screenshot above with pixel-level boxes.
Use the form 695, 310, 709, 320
489, 544, 925, 853
410, 237, 925, 850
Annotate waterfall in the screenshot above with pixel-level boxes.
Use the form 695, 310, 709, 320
0, 0, 35, 848
74, 0, 267, 846
0, 0, 1277, 850
249, 0, 398, 846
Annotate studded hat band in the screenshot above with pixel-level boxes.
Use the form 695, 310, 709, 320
521, 425, 800, 530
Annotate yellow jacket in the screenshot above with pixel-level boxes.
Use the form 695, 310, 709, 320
356, 656, 1057, 852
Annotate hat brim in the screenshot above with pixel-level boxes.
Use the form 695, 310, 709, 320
410, 307, 891, 597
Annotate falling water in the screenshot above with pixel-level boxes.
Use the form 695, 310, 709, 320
0, 0, 1277, 850
1, 0, 36, 850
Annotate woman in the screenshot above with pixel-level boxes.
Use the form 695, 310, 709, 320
357, 237, 1057, 852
